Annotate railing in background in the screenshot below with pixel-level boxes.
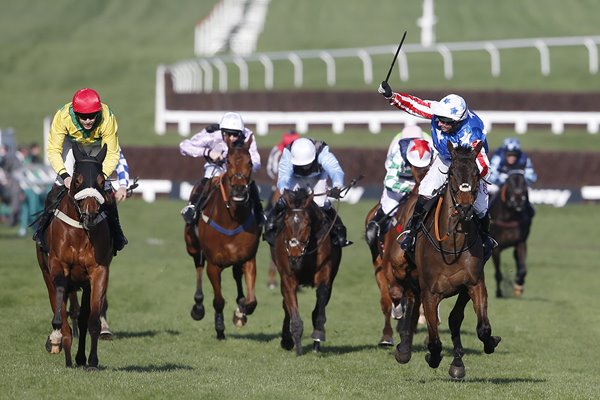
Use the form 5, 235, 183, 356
168, 36, 600, 93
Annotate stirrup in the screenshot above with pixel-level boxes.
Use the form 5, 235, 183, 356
399, 230, 414, 251
365, 221, 380, 246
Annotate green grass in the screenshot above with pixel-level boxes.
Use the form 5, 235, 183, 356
1, 199, 599, 399
1, 1, 599, 148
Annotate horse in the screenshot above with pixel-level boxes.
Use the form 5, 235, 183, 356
36, 143, 113, 370
269, 188, 341, 356
184, 137, 261, 340
364, 165, 428, 352
412, 141, 501, 380
489, 170, 533, 297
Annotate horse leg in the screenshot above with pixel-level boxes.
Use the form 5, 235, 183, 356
422, 292, 443, 369
68, 292, 80, 339
280, 274, 303, 355
267, 260, 278, 289
447, 288, 471, 380
310, 281, 332, 352
99, 298, 112, 340
232, 263, 248, 328
374, 263, 394, 346
492, 249, 503, 298
206, 263, 226, 340
47, 275, 66, 355
75, 284, 90, 367
232, 260, 258, 327
513, 242, 528, 296
395, 293, 418, 364
468, 281, 501, 355
190, 254, 205, 321
86, 267, 108, 370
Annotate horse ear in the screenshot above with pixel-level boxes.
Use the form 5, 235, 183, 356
96, 144, 108, 163
446, 140, 455, 156
72, 143, 85, 161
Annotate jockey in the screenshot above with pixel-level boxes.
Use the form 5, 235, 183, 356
365, 126, 434, 248
179, 112, 263, 226
378, 81, 495, 258
33, 88, 127, 253
263, 137, 352, 247
489, 137, 537, 217
266, 130, 301, 180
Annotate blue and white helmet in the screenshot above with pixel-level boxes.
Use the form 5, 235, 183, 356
503, 137, 521, 153
430, 94, 468, 122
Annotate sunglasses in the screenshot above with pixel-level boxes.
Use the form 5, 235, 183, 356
76, 112, 99, 121
436, 116, 456, 124
222, 129, 242, 138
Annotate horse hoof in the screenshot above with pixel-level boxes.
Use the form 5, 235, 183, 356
85, 366, 99, 372
484, 336, 502, 354
45, 335, 62, 354
425, 353, 442, 369
280, 338, 294, 351
267, 282, 277, 290
378, 336, 394, 347
395, 347, 412, 364
216, 331, 225, 340
190, 304, 205, 321
312, 341, 321, 352
99, 331, 113, 341
310, 330, 325, 342
233, 307, 247, 328
513, 284, 524, 297
449, 365, 465, 380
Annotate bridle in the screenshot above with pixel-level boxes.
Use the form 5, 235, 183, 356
69, 158, 107, 231
283, 208, 311, 264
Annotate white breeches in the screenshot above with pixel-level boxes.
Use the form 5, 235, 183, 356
203, 163, 226, 179
418, 155, 489, 217
380, 188, 405, 214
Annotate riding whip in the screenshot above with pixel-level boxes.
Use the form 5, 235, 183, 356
384, 31, 407, 83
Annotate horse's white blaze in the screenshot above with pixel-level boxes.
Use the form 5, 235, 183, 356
289, 238, 299, 247
459, 183, 471, 192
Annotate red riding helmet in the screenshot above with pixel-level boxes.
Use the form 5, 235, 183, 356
72, 88, 102, 114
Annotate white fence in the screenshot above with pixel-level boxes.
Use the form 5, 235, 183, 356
167, 36, 600, 93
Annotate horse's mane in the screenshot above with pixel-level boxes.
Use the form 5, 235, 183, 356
287, 188, 311, 208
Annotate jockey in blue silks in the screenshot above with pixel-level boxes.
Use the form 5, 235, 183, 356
378, 81, 495, 259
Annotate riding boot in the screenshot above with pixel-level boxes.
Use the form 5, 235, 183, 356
181, 178, 209, 224
477, 212, 497, 263
263, 196, 285, 246
106, 200, 128, 255
250, 181, 265, 227
399, 195, 427, 252
365, 207, 390, 248
32, 184, 65, 250
324, 207, 353, 247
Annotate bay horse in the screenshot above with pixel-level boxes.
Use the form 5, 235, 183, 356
184, 137, 261, 340
413, 141, 501, 380
489, 170, 533, 297
364, 165, 428, 354
270, 188, 341, 356
36, 143, 112, 370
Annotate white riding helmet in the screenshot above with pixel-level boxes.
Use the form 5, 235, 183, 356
430, 94, 468, 122
290, 138, 316, 166
406, 139, 433, 168
219, 112, 244, 132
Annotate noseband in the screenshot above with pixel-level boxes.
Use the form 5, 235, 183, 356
284, 208, 311, 261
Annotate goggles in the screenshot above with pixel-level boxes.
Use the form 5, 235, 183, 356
76, 112, 99, 121
436, 116, 457, 124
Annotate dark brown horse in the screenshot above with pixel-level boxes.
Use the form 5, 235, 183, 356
413, 142, 501, 380
184, 137, 261, 339
364, 165, 428, 353
269, 188, 341, 356
489, 170, 533, 297
36, 144, 112, 370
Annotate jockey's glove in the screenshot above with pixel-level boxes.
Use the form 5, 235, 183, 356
378, 81, 393, 99
328, 186, 342, 199
209, 149, 224, 162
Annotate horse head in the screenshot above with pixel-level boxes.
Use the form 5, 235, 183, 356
225, 136, 253, 203
503, 170, 528, 212
446, 141, 483, 223
71, 144, 108, 230
281, 188, 314, 271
